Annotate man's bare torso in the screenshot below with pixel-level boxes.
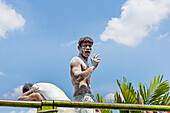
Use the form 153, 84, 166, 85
70, 55, 92, 97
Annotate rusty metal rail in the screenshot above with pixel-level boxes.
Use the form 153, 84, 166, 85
0, 100, 170, 112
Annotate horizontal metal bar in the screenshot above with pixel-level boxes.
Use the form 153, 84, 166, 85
0, 100, 41, 108
0, 100, 170, 112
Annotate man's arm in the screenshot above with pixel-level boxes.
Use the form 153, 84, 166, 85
71, 57, 95, 83
17, 88, 43, 101
17, 93, 43, 101
71, 54, 100, 83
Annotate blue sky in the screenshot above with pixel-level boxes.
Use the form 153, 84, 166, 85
0, 0, 170, 113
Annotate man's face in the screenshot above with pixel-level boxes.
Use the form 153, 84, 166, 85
79, 41, 93, 58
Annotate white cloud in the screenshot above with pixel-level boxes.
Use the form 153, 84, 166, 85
3, 85, 23, 98
10, 111, 16, 113
0, 72, 5, 76
66, 40, 76, 46
60, 40, 77, 47
104, 93, 114, 101
157, 32, 169, 39
0, 1, 26, 38
100, 0, 170, 47
19, 110, 25, 113
104, 92, 125, 102
26, 109, 36, 113
94, 42, 102, 46
10, 109, 36, 113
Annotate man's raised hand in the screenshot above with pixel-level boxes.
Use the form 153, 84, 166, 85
91, 53, 101, 68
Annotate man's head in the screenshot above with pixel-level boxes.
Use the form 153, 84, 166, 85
23, 83, 33, 93
78, 37, 94, 58
78, 37, 93, 47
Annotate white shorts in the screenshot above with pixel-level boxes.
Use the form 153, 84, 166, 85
73, 94, 96, 113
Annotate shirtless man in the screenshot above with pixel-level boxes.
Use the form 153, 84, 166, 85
70, 37, 101, 113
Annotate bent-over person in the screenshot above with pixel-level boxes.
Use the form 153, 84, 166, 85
18, 82, 73, 113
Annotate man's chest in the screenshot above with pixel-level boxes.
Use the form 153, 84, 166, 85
80, 60, 89, 71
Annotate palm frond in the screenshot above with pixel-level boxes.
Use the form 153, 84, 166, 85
95, 93, 113, 113
159, 93, 170, 105
117, 78, 138, 104
114, 91, 123, 103
139, 75, 170, 105
149, 80, 169, 104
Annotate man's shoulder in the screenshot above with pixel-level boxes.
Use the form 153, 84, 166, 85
70, 56, 81, 62
70, 56, 81, 65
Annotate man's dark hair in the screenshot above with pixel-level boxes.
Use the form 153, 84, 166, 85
78, 37, 94, 47
23, 83, 34, 93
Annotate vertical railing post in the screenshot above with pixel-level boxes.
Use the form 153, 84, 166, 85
37, 101, 58, 113
37, 106, 58, 113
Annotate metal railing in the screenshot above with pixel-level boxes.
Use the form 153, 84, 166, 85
0, 99, 170, 112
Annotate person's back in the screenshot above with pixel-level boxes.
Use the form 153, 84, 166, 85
32, 83, 70, 101
32, 83, 72, 113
